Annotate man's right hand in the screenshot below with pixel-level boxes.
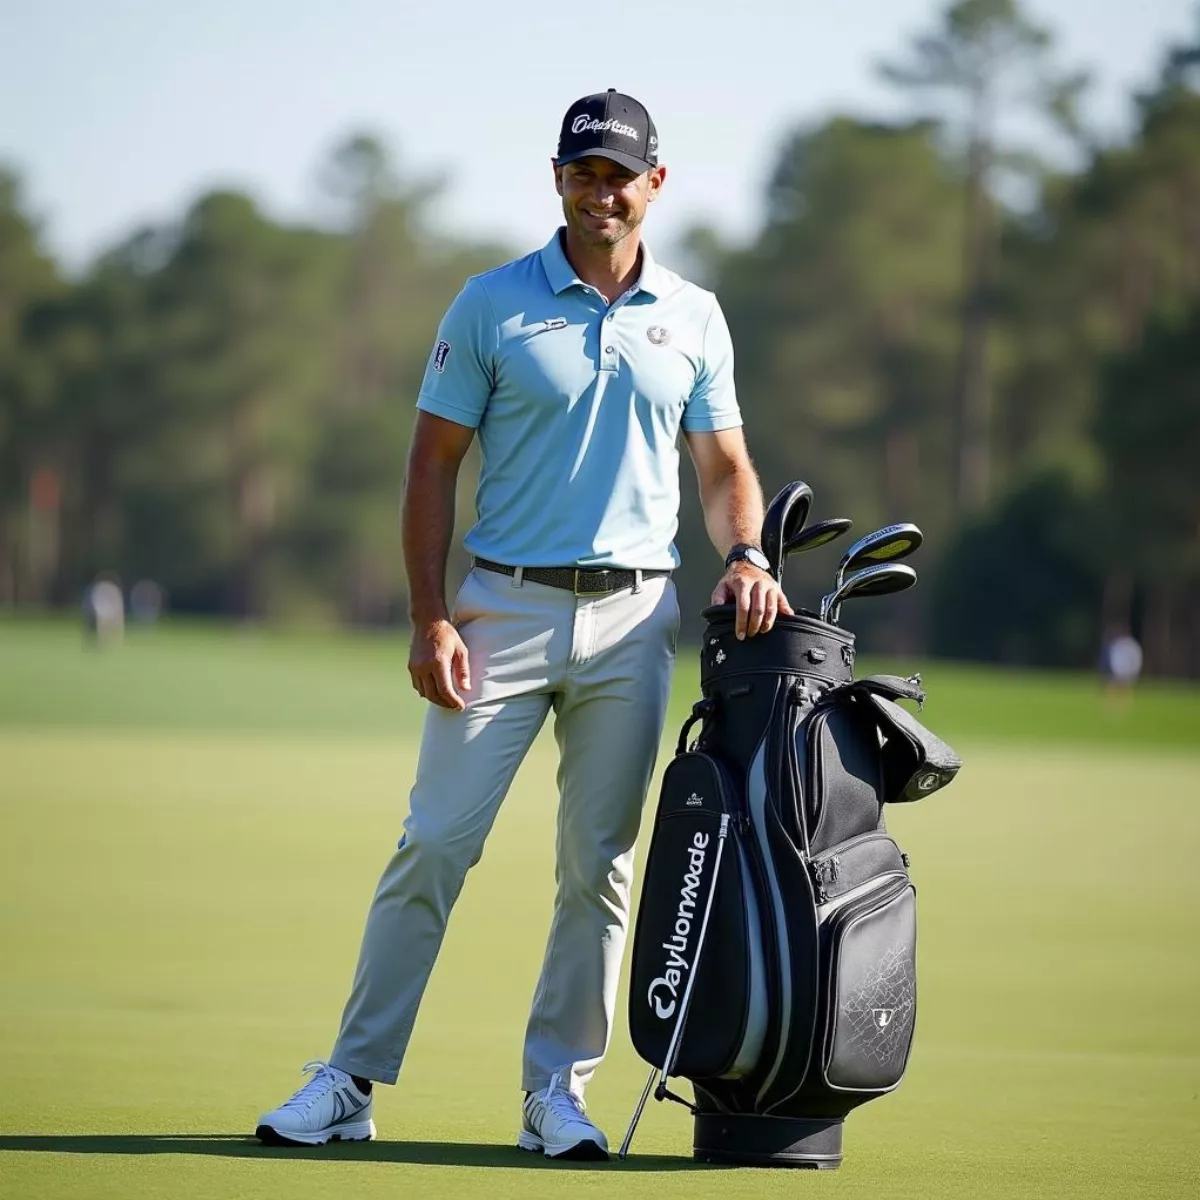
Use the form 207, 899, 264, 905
408, 619, 471, 711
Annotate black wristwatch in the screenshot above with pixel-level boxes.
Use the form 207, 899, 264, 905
725, 543, 771, 573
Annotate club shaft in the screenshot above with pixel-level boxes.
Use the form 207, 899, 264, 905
620, 814, 730, 1158
617, 1068, 658, 1159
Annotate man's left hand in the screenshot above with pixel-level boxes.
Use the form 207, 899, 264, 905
711, 563, 794, 640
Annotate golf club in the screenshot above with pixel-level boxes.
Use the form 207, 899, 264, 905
760, 481, 813, 581
820, 562, 918, 624
779, 517, 854, 591
834, 522, 924, 593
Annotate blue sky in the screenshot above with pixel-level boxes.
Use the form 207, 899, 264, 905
1, 0, 1195, 269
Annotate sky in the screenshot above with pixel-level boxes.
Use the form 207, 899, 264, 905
1, 0, 1196, 269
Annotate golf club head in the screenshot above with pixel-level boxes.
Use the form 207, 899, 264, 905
821, 562, 918, 624
761, 481, 814, 580
835, 522, 924, 590
783, 516, 854, 557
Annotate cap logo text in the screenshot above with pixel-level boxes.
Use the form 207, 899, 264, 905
572, 115, 639, 141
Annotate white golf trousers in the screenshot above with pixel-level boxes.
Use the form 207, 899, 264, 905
330, 565, 680, 1095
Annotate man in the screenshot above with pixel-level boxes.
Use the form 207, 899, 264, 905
256, 89, 789, 1160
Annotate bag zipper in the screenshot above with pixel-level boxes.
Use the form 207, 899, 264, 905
808, 831, 904, 903
783, 685, 812, 857
804, 708, 833, 847
819, 870, 908, 921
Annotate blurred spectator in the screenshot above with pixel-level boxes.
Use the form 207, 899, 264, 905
82, 577, 125, 647
1100, 629, 1143, 710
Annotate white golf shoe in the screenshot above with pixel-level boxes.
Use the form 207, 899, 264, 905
517, 1072, 609, 1160
255, 1060, 375, 1146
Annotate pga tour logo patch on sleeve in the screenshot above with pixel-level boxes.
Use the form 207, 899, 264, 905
432, 340, 451, 373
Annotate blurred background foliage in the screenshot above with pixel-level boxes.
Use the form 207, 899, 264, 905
2, 1, 1198, 674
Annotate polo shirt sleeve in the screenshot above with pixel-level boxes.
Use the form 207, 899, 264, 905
682, 294, 743, 433
416, 278, 496, 428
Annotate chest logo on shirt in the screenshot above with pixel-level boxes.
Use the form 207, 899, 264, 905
433, 340, 452, 373
646, 325, 671, 346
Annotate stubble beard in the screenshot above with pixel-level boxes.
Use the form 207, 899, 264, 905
566, 203, 642, 249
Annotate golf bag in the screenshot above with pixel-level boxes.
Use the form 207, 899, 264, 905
624, 604, 962, 1168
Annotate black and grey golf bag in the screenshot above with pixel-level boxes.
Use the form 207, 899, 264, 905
623, 604, 962, 1168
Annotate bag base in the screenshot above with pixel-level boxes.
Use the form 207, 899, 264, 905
692, 1112, 844, 1169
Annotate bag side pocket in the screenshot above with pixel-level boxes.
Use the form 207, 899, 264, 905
821, 879, 917, 1093
809, 831, 907, 904
628, 751, 765, 1080
807, 703, 886, 855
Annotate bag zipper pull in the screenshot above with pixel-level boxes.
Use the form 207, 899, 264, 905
810, 853, 840, 902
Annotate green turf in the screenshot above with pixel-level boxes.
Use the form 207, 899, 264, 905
3, 616, 1199, 750
2, 621, 1199, 1198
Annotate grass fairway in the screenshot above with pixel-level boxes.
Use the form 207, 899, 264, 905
2, 620, 1199, 1199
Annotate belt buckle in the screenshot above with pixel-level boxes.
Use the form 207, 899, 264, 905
573, 568, 611, 597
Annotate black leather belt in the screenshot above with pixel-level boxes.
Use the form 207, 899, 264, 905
474, 557, 671, 597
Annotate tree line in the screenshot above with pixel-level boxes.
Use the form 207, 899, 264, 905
2, 1, 1198, 674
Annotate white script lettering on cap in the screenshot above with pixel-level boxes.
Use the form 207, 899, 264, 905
571, 115, 639, 141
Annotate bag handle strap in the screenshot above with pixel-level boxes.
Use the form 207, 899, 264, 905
676, 698, 715, 756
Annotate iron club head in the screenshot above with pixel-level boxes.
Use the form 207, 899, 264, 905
820, 562, 918, 624
834, 522, 924, 591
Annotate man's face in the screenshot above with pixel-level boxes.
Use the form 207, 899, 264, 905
554, 155, 666, 248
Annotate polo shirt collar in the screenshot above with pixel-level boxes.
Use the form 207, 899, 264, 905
539, 228, 662, 300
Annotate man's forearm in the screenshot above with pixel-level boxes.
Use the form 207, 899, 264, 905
401, 458, 458, 625
701, 462, 765, 559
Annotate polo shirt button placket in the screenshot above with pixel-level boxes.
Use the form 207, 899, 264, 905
601, 293, 630, 370
600, 305, 617, 371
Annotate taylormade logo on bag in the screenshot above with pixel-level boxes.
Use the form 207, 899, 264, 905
646, 831, 710, 1020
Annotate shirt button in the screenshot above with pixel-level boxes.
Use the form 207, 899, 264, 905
605, 345, 614, 354
606, 313, 614, 321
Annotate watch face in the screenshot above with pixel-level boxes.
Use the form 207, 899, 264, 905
729, 545, 770, 571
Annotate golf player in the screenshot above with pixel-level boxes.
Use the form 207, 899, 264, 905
256, 89, 789, 1159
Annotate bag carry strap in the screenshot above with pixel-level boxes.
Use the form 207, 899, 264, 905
675, 698, 715, 756
618, 813, 731, 1159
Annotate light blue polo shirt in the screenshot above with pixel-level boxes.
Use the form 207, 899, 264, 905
416, 229, 742, 570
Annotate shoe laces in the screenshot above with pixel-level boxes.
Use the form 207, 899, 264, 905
280, 1060, 341, 1112
537, 1071, 588, 1121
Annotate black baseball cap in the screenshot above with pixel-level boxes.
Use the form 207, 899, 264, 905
556, 89, 658, 176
